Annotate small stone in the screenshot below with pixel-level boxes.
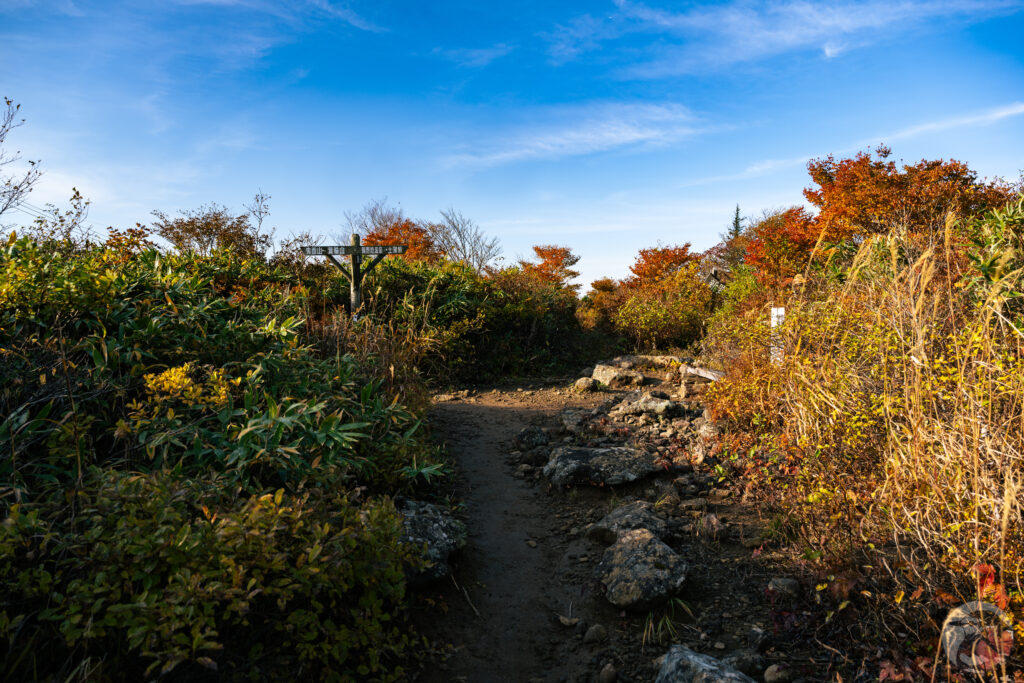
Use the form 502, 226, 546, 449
515, 464, 534, 478
713, 641, 726, 650
526, 539, 537, 548
698, 513, 726, 538
763, 664, 792, 683
767, 577, 800, 599
574, 377, 600, 393
584, 624, 608, 644
515, 425, 549, 450
598, 662, 618, 683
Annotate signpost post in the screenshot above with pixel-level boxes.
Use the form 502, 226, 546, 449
302, 234, 407, 312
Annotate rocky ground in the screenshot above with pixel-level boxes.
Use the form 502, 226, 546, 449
407, 358, 851, 683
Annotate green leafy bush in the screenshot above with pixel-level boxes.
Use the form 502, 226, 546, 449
1, 470, 418, 680
0, 235, 441, 680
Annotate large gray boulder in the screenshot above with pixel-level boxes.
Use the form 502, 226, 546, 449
655, 645, 757, 683
599, 529, 687, 608
587, 500, 669, 544
397, 499, 467, 583
592, 363, 645, 388
544, 446, 657, 487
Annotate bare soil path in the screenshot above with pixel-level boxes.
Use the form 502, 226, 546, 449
412, 377, 829, 683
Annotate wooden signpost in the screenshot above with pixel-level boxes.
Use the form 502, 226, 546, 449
302, 234, 407, 312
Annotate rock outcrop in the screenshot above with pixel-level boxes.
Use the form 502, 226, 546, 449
592, 363, 645, 388
598, 529, 687, 608
397, 499, 467, 583
654, 645, 757, 683
586, 500, 669, 544
544, 446, 657, 487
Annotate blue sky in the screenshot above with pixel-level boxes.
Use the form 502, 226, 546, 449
2, 0, 1023, 286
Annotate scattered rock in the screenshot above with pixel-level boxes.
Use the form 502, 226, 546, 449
610, 391, 682, 418
767, 577, 800, 599
679, 365, 725, 382
515, 425, 549, 450
598, 662, 618, 683
698, 513, 726, 538
680, 379, 712, 400
698, 420, 720, 439
763, 664, 792, 683
560, 409, 590, 434
397, 499, 467, 583
573, 377, 600, 393
526, 539, 537, 548
678, 497, 708, 512
583, 624, 608, 644
544, 446, 658, 487
722, 650, 765, 676
599, 529, 688, 609
514, 463, 534, 478
654, 645, 757, 683
592, 364, 645, 388
586, 500, 669, 544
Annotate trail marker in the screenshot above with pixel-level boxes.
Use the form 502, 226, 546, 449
770, 306, 785, 365
302, 233, 407, 312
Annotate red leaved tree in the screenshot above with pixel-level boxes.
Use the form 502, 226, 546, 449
624, 243, 697, 288
805, 145, 1012, 241
519, 244, 581, 291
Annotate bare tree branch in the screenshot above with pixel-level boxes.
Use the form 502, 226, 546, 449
0, 97, 43, 225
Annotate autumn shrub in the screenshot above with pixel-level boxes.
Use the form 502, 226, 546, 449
613, 262, 714, 350
363, 257, 595, 379
0, 234, 441, 679
703, 201, 1024, 667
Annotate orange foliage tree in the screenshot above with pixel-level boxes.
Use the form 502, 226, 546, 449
624, 243, 696, 287
519, 244, 581, 291
363, 218, 442, 262
744, 207, 820, 286
805, 145, 1013, 241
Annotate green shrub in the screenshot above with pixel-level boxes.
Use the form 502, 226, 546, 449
1, 469, 419, 680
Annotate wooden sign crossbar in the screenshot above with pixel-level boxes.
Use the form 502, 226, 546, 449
303, 245, 406, 256
301, 234, 407, 312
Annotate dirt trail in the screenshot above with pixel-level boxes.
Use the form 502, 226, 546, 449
419, 387, 607, 682
414, 378, 822, 683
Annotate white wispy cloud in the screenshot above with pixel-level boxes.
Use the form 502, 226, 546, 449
683, 101, 1024, 187
433, 43, 515, 68
444, 102, 699, 167
169, 0, 384, 32
545, 0, 1024, 75
879, 101, 1024, 142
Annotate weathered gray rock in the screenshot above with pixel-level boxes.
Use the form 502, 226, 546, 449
514, 425, 549, 450
397, 499, 467, 583
544, 446, 657, 487
587, 500, 669, 544
611, 391, 682, 418
680, 365, 725, 382
763, 664, 792, 683
598, 662, 618, 683
560, 408, 589, 434
592, 364, 645, 388
654, 645, 757, 683
698, 513, 726, 538
599, 529, 687, 609
767, 577, 800, 599
583, 623, 608, 643
721, 650, 765, 677
573, 377, 600, 393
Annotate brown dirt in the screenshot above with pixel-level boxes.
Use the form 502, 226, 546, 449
410, 375, 837, 683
